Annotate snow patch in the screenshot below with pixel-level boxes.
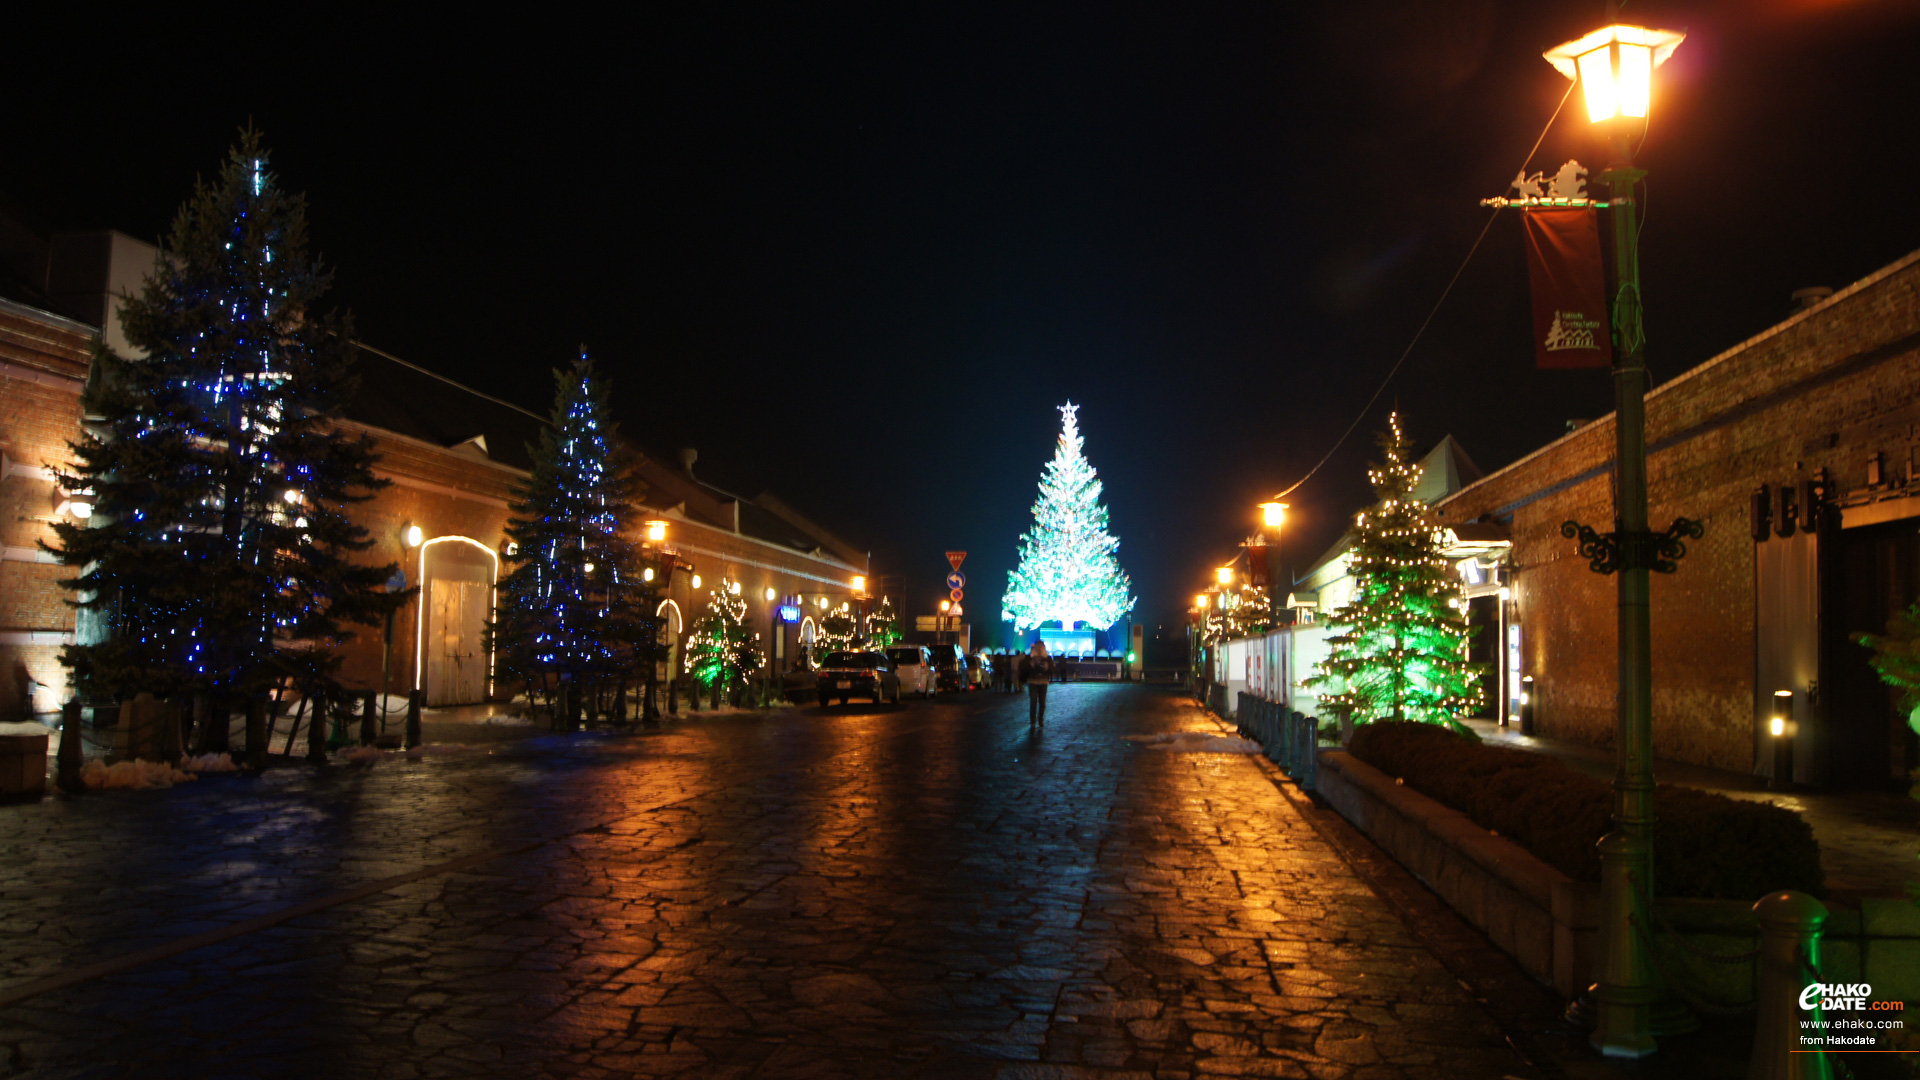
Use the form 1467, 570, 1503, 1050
182, 752, 238, 773
80, 758, 198, 789
1123, 732, 1264, 754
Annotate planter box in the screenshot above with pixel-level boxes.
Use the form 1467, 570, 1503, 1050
1318, 748, 1581, 992
0, 732, 48, 799
1315, 749, 1919, 1003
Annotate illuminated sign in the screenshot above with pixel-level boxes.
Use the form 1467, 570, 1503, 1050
777, 604, 802, 624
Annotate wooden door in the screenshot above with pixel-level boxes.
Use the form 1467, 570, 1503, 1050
427, 579, 490, 706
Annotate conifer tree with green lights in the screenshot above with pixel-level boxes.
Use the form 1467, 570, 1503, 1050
865, 596, 902, 647
52, 130, 396, 709
683, 578, 759, 706
492, 354, 648, 723
1305, 413, 1481, 731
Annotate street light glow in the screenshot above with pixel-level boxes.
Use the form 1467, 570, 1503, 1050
643, 519, 668, 543
1543, 25, 1684, 124
1259, 501, 1287, 529
1214, 566, 1233, 585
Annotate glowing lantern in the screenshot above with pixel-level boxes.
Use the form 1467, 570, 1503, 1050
1543, 25, 1685, 125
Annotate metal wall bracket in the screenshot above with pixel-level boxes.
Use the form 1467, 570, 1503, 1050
1561, 517, 1704, 575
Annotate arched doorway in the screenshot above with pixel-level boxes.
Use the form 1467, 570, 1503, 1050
798, 616, 817, 668
657, 599, 683, 684
417, 537, 498, 706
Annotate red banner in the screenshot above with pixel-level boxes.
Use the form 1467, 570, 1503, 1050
1523, 210, 1612, 370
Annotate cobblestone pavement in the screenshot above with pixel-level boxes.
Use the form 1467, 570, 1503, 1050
0, 685, 1549, 1079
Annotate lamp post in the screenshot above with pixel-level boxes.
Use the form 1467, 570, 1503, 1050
1258, 502, 1288, 629
639, 519, 675, 722
1542, 15, 1697, 1058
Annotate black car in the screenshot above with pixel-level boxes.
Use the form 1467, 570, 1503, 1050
815, 650, 900, 705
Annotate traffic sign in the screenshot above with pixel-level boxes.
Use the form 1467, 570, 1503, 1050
945, 550, 967, 571
947, 604, 963, 617
945, 570, 965, 591
949, 588, 964, 603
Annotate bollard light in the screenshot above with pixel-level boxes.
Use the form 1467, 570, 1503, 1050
1770, 690, 1794, 790
1519, 675, 1536, 736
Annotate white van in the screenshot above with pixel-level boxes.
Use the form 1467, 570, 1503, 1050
886, 645, 938, 698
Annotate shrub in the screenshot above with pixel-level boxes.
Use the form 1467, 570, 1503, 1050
1346, 722, 1823, 900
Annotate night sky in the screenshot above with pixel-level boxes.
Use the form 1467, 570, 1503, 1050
7, 1, 1918, 642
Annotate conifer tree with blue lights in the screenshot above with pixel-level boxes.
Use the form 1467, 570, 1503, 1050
492, 354, 648, 721
1002, 403, 1135, 633
52, 130, 395, 706
1304, 413, 1482, 731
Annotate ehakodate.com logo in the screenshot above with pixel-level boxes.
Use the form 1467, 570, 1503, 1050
1800, 982, 1903, 1012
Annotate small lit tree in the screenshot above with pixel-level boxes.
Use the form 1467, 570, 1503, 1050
866, 597, 902, 647
809, 604, 860, 663
1203, 584, 1274, 644
683, 578, 759, 707
1306, 413, 1481, 731
1854, 604, 1920, 800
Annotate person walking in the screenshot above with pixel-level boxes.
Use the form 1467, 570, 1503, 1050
1023, 641, 1053, 727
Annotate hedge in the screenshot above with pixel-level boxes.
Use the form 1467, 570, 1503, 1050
1346, 722, 1823, 900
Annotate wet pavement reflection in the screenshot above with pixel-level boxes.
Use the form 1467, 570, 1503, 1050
0, 686, 1537, 1078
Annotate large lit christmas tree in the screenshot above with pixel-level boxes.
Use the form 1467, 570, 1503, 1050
1305, 413, 1481, 730
492, 354, 648, 721
53, 130, 394, 708
1002, 403, 1135, 632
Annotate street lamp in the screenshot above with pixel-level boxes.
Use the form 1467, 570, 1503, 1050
1544, 14, 1696, 1060
1214, 566, 1234, 586
1258, 501, 1288, 627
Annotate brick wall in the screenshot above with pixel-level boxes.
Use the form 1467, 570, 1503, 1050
329, 425, 869, 700
0, 301, 92, 717
1435, 250, 1920, 771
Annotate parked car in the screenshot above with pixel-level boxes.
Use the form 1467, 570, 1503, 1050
963, 653, 990, 689
815, 650, 899, 705
885, 645, 938, 698
931, 643, 967, 692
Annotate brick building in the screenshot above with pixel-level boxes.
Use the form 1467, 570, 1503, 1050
0, 231, 870, 715
334, 346, 871, 706
0, 299, 92, 717
1429, 249, 1920, 789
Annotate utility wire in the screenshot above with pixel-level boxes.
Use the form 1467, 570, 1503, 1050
1269, 82, 1576, 502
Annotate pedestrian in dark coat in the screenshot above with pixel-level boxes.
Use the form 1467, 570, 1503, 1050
1022, 642, 1053, 726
